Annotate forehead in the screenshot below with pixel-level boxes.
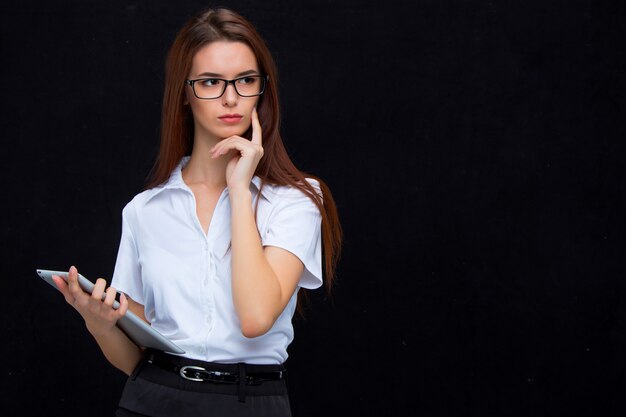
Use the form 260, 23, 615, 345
190, 41, 258, 76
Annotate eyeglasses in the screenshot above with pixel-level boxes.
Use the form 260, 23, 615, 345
185, 75, 269, 99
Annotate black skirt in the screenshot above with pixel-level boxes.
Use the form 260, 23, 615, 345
116, 349, 291, 417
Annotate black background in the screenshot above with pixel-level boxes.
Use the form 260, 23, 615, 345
1, 1, 625, 416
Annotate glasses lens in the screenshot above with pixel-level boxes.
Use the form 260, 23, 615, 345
193, 79, 226, 99
235, 76, 265, 97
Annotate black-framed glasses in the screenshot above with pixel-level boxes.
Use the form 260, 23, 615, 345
185, 75, 269, 99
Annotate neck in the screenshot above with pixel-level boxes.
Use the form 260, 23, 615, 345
182, 131, 228, 189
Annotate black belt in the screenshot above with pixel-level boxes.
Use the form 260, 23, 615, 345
144, 351, 286, 386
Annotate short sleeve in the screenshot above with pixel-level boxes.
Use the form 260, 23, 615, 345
262, 183, 323, 289
111, 203, 144, 304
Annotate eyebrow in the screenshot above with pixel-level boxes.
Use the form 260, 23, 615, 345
196, 69, 259, 78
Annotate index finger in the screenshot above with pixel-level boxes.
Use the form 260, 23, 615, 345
251, 107, 262, 145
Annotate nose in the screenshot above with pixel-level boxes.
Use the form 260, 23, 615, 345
222, 81, 238, 106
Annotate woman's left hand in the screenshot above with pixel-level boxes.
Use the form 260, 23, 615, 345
210, 107, 263, 192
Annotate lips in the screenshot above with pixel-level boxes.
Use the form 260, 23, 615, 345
218, 114, 243, 123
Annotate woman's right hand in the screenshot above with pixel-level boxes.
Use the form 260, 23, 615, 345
52, 265, 128, 337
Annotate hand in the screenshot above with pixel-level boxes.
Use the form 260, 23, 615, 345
52, 265, 128, 337
210, 107, 263, 192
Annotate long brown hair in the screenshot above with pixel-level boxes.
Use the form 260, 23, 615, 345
147, 8, 342, 297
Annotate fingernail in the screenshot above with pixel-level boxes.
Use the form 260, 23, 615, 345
70, 265, 76, 272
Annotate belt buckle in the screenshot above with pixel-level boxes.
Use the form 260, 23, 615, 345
179, 365, 238, 384
179, 365, 207, 382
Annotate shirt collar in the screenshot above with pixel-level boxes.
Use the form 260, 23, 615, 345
144, 156, 273, 205
250, 175, 273, 203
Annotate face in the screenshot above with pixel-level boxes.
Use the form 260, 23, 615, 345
186, 41, 261, 142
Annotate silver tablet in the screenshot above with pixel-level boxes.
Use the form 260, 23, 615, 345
36, 269, 185, 354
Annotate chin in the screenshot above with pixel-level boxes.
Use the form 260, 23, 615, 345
218, 126, 248, 139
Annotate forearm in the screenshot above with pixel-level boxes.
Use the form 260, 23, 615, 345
229, 188, 282, 336
88, 324, 143, 376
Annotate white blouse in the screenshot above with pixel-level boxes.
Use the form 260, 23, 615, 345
111, 157, 322, 364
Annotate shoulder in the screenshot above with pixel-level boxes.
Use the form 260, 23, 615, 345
259, 178, 322, 222
261, 178, 321, 203
120, 186, 166, 220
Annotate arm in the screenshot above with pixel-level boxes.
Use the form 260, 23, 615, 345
210, 108, 305, 337
229, 188, 304, 338
53, 266, 143, 375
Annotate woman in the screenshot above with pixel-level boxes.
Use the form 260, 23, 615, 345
52, 7, 341, 417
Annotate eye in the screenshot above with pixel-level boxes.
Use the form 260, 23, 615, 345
237, 76, 258, 85
199, 78, 223, 87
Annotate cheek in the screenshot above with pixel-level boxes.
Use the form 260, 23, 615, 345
189, 100, 214, 120
188, 102, 215, 133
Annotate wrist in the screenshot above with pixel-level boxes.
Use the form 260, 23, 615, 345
85, 320, 116, 338
228, 186, 252, 200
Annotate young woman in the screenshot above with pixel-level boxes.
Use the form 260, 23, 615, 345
52, 7, 341, 417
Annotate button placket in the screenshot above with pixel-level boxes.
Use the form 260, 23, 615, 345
210, 251, 218, 280
197, 238, 211, 357
203, 242, 210, 286
206, 244, 212, 323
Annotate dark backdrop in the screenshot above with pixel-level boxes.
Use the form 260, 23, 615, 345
1, 1, 625, 416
